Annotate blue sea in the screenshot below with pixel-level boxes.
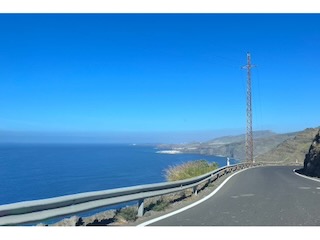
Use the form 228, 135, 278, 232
0, 143, 237, 223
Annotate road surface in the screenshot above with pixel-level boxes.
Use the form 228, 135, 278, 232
146, 166, 320, 226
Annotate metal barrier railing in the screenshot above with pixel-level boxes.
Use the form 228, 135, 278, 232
0, 162, 254, 226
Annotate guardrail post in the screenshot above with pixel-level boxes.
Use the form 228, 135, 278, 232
137, 199, 144, 217
215, 173, 219, 181
208, 174, 213, 184
193, 186, 198, 196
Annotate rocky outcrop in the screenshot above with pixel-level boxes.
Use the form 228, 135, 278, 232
303, 129, 320, 177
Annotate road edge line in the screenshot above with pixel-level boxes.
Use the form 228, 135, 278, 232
293, 169, 320, 183
137, 167, 250, 227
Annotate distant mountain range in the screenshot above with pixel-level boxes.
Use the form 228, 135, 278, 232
158, 128, 320, 163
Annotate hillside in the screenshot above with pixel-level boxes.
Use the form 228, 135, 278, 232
158, 130, 298, 161
256, 128, 320, 164
205, 130, 276, 145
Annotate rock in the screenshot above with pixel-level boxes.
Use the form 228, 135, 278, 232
53, 216, 84, 226
36, 223, 48, 226
82, 210, 116, 226
303, 129, 320, 177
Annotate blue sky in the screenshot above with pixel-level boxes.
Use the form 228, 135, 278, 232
0, 14, 319, 143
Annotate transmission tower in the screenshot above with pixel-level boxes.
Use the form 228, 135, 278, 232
242, 52, 255, 163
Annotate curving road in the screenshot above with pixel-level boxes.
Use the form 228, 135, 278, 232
145, 166, 320, 226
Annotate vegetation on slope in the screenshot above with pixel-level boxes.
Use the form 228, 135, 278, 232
158, 130, 297, 161
255, 128, 320, 164
165, 160, 218, 181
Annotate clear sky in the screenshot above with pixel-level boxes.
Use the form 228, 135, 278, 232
0, 14, 319, 143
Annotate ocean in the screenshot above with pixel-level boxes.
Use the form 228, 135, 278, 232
0, 143, 237, 223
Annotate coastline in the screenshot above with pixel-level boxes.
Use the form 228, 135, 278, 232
156, 150, 181, 154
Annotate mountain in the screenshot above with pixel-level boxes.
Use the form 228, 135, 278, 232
158, 130, 298, 161
205, 130, 276, 145
255, 128, 319, 164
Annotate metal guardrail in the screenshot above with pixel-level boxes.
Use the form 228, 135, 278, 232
0, 162, 254, 226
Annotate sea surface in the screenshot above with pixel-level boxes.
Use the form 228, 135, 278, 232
0, 143, 237, 223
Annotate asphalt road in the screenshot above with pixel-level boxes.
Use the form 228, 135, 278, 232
147, 166, 320, 226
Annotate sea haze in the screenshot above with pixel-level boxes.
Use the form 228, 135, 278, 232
0, 143, 237, 205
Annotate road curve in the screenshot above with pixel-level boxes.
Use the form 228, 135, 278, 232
145, 166, 320, 226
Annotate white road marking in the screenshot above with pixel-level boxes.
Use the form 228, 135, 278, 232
298, 187, 311, 190
293, 169, 320, 183
137, 167, 250, 227
240, 193, 255, 197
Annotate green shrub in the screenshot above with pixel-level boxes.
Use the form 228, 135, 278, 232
165, 160, 218, 181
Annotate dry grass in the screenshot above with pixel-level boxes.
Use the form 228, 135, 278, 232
165, 160, 218, 181
115, 206, 138, 222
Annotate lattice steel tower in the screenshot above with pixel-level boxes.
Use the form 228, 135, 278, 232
243, 52, 255, 163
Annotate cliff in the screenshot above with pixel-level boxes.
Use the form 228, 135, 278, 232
302, 129, 320, 177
